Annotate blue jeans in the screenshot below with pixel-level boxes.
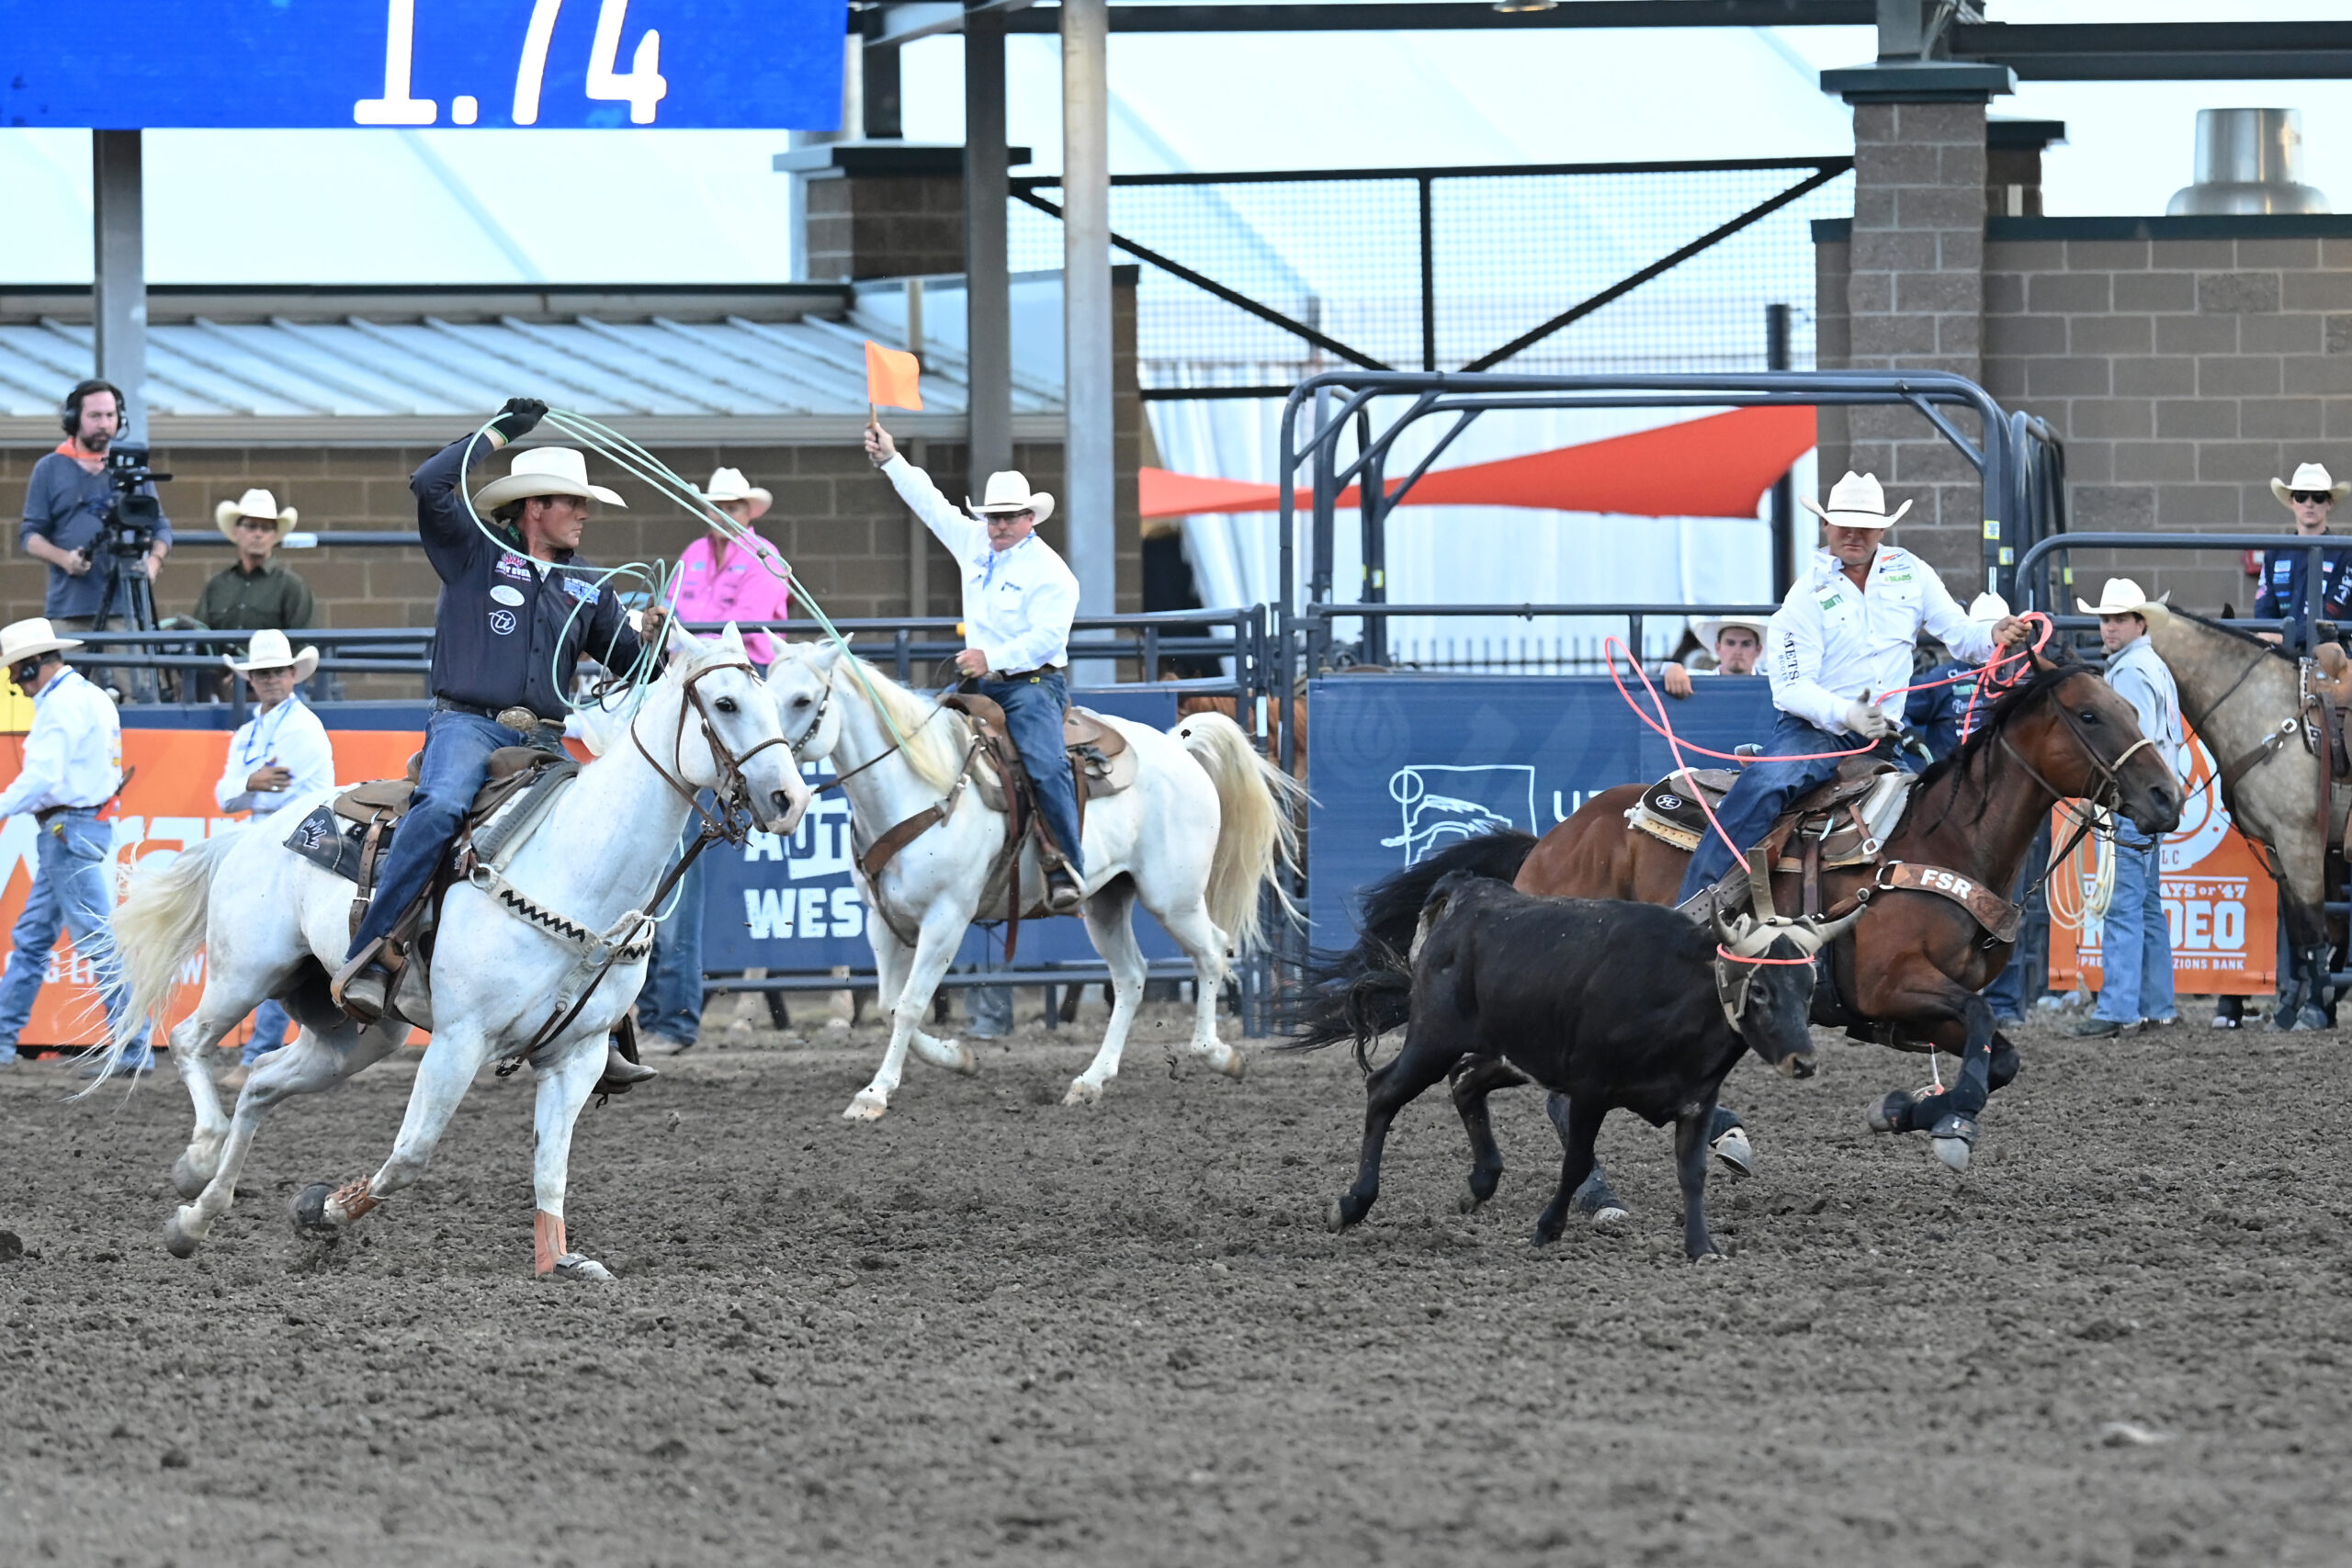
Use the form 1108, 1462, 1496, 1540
2095, 831, 2177, 1023
0, 809, 148, 1063
243, 998, 292, 1065
975, 669, 1084, 875
1679, 714, 1853, 902
636, 813, 707, 1045
348, 709, 545, 957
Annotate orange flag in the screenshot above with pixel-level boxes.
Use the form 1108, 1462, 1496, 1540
865, 340, 923, 412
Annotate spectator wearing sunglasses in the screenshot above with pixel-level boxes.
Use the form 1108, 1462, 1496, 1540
2254, 462, 2352, 644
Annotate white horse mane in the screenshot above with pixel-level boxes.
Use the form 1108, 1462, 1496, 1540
829, 653, 965, 795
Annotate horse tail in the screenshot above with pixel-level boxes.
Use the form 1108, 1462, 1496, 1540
78, 831, 234, 1093
1173, 709, 1306, 956
1278, 829, 1537, 1052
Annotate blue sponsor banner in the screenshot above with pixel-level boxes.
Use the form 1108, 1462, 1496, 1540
1304, 676, 1776, 942
3, 1, 844, 130
701, 688, 1187, 971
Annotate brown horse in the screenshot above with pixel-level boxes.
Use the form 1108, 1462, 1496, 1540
1291, 651, 2182, 1171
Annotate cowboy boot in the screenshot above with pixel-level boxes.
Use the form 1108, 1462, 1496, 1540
331, 940, 390, 1022
1043, 856, 1086, 915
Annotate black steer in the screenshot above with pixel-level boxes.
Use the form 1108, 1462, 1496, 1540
1327, 873, 1848, 1260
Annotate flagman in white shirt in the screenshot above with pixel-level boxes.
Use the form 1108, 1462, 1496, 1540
864, 421, 1090, 913
0, 617, 146, 1077
1678, 473, 2030, 906
214, 628, 336, 1066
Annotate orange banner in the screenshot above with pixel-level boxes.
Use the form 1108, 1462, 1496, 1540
0, 727, 425, 1048
2046, 727, 2278, 996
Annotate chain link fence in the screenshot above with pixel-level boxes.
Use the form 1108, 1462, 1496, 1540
1011, 159, 1852, 393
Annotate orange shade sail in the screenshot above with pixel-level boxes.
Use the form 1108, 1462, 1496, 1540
865, 340, 923, 412
1138, 403, 1815, 523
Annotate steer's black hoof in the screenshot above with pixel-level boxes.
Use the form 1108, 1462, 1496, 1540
290, 1181, 336, 1235
1865, 1089, 1917, 1134
1329, 1193, 1373, 1232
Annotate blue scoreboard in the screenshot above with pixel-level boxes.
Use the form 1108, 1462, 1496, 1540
2, 0, 846, 130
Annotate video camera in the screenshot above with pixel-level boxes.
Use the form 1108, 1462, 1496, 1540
80, 444, 172, 564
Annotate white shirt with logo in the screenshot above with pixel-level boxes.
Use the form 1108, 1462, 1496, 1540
214, 696, 337, 818
1770, 545, 1994, 734
881, 455, 1081, 673
0, 668, 124, 818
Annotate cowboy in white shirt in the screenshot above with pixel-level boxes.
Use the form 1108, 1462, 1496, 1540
213, 629, 337, 1066
1678, 473, 2030, 905
0, 617, 147, 1077
864, 420, 1089, 913
2066, 580, 2185, 1039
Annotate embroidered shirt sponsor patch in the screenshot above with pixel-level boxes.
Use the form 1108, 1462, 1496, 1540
495, 552, 533, 581
489, 609, 517, 636
560, 575, 599, 604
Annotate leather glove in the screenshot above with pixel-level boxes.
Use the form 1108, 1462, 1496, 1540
1842, 698, 1894, 740
490, 397, 548, 442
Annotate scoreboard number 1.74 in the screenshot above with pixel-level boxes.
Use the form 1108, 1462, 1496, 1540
355, 0, 667, 129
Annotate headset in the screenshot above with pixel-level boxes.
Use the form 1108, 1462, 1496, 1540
9, 656, 51, 693
62, 378, 126, 438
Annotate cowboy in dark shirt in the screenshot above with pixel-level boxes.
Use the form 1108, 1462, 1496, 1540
333, 401, 663, 1058
2254, 461, 2352, 643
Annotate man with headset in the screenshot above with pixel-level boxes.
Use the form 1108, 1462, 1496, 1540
0, 617, 149, 1078
20, 379, 172, 628
333, 399, 662, 1098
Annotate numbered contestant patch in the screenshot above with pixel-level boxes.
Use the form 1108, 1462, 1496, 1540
489, 609, 518, 637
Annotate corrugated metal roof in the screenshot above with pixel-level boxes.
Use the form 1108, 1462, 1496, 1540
0, 285, 1067, 446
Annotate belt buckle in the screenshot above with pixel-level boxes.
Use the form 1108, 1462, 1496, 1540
494, 705, 539, 732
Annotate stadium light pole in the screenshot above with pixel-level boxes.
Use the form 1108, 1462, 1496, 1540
92, 131, 147, 444
1063, 0, 1117, 680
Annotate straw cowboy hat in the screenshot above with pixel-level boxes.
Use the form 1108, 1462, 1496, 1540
967, 470, 1055, 526
214, 488, 298, 542
1690, 613, 1772, 648
1801, 471, 1911, 530
700, 468, 772, 521
471, 446, 626, 513
2075, 577, 2172, 627
223, 626, 320, 682
1968, 591, 2011, 622
2270, 461, 2352, 508
0, 617, 83, 664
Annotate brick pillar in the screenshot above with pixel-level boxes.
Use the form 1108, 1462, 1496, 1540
771, 143, 1029, 283
1823, 62, 2014, 588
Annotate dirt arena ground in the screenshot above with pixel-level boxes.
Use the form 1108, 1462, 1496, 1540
3, 998, 2350, 1568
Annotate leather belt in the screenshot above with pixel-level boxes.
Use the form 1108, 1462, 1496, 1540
32, 804, 101, 825
986, 666, 1063, 683
435, 697, 563, 733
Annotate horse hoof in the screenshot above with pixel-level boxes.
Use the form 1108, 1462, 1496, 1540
1931, 1137, 1973, 1173
1691, 1248, 1726, 1266
162, 1210, 202, 1259
1589, 1204, 1629, 1229
1866, 1089, 1917, 1135
842, 1091, 889, 1122
1929, 1112, 1977, 1172
1218, 1049, 1248, 1082
290, 1181, 336, 1235
1710, 1126, 1755, 1179
169, 1151, 213, 1201
1062, 1079, 1102, 1107
950, 1042, 978, 1077
548, 1254, 616, 1282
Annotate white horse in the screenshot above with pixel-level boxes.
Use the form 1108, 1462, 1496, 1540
97, 625, 810, 1279
765, 643, 1303, 1119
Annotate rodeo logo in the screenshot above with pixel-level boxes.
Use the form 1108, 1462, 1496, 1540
1381, 764, 1536, 865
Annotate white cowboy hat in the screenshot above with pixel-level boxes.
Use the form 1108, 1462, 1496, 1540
222, 626, 320, 682
214, 488, 298, 542
2270, 462, 2352, 507
471, 446, 627, 513
1967, 591, 2012, 622
1801, 471, 1911, 530
966, 469, 1055, 526
1690, 614, 1772, 649
2075, 576, 2172, 627
0, 617, 82, 664
700, 468, 772, 521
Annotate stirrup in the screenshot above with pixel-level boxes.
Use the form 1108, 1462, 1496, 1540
331, 942, 389, 1021
1044, 868, 1086, 914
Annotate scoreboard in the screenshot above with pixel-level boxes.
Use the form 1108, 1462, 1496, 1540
1, 0, 845, 130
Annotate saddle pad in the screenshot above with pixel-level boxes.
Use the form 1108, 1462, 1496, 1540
285, 805, 379, 884
1626, 763, 1915, 867
1773, 770, 1918, 871
288, 761, 580, 889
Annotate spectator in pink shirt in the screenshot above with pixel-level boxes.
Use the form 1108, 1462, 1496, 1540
671, 468, 791, 669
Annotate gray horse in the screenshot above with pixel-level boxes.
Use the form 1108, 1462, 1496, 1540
2148, 611, 2333, 1028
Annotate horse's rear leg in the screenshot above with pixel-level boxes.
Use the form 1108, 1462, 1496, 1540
871, 914, 973, 1077
845, 915, 967, 1121
1448, 1056, 1527, 1211
529, 1032, 616, 1280
1067, 880, 1148, 1105
165, 994, 253, 1200
168, 1015, 402, 1258
1148, 891, 1242, 1080
1329, 1021, 1467, 1231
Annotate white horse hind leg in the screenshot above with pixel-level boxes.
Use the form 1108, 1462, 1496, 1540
167, 1015, 405, 1258
870, 911, 973, 1077
166, 1005, 243, 1201
1067, 882, 1149, 1105
846, 914, 967, 1121
1152, 895, 1241, 1078
529, 1032, 616, 1280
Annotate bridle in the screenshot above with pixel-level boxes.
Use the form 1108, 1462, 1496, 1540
629, 659, 796, 842
776, 650, 948, 794
1995, 671, 2161, 821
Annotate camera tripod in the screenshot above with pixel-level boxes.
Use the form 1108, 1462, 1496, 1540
85, 545, 162, 704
